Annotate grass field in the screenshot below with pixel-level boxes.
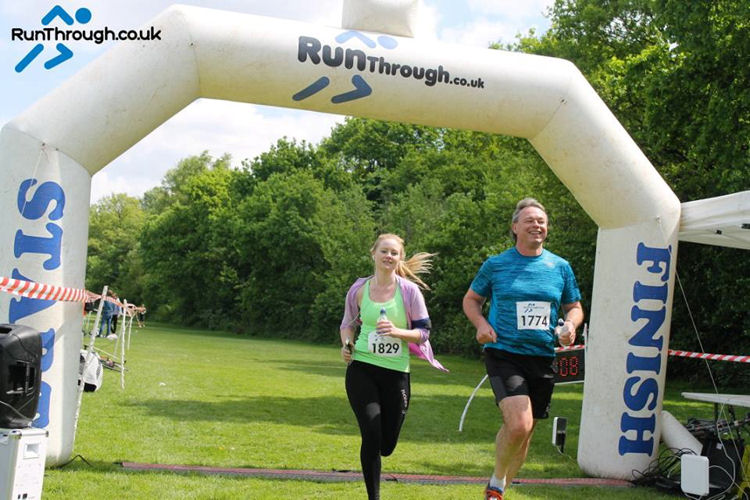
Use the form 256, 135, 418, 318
41, 323, 720, 499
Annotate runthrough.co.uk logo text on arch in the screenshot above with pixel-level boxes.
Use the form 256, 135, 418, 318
293, 30, 486, 105
11, 4, 162, 73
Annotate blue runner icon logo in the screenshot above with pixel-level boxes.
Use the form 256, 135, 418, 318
293, 30, 398, 104
15, 5, 92, 72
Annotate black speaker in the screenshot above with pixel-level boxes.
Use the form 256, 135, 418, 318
702, 437, 745, 498
0, 324, 42, 428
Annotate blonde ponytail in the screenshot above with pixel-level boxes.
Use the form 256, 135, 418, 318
397, 252, 435, 290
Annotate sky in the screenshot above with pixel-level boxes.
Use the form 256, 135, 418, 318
1, 0, 553, 204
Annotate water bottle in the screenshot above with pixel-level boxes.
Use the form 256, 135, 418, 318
377, 307, 388, 335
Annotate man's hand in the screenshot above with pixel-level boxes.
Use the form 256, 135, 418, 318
555, 320, 576, 346
476, 324, 498, 344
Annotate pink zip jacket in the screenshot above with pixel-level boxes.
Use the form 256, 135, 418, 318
340, 276, 448, 372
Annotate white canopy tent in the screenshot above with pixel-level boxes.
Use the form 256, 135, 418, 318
679, 191, 750, 250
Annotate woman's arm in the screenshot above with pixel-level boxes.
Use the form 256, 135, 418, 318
398, 282, 431, 344
376, 320, 424, 343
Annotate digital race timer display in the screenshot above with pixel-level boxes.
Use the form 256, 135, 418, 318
554, 347, 585, 384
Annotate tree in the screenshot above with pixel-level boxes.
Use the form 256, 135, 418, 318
320, 117, 442, 203
139, 154, 239, 327
86, 193, 145, 302
233, 169, 374, 339
242, 138, 354, 194
98, 0, 749, 387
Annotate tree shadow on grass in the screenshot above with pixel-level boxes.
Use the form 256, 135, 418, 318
122, 393, 515, 444
266, 358, 490, 388
143, 325, 491, 388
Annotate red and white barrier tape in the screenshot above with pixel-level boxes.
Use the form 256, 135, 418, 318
0, 275, 96, 303
0, 276, 145, 313
552, 346, 748, 362
555, 344, 585, 352
669, 349, 750, 363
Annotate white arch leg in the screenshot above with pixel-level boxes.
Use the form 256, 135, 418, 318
0, 126, 91, 465
578, 222, 678, 478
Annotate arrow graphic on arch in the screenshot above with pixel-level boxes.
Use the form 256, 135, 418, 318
293, 75, 372, 104
331, 75, 372, 103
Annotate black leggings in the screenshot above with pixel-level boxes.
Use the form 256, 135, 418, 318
346, 360, 410, 500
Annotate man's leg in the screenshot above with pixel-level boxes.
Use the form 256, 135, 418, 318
494, 395, 535, 486
502, 420, 537, 486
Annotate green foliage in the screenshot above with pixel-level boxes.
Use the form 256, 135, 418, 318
319, 117, 442, 204
233, 169, 374, 339
86, 193, 146, 302
243, 138, 353, 192
138, 153, 239, 328
93, 119, 595, 363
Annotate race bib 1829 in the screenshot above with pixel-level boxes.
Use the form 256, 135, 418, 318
368, 333, 402, 357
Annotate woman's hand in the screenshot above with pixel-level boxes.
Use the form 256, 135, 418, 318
341, 340, 353, 363
376, 319, 399, 338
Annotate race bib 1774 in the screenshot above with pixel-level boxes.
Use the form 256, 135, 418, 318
516, 301, 551, 330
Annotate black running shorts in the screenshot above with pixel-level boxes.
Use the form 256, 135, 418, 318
484, 347, 556, 419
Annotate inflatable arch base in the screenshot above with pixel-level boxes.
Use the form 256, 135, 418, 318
0, 126, 90, 465
579, 222, 678, 478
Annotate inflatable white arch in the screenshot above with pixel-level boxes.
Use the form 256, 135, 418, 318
0, 1, 681, 477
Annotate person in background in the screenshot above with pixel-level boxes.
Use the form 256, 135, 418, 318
136, 304, 146, 328
110, 292, 121, 334
462, 198, 584, 500
339, 233, 445, 500
97, 295, 115, 338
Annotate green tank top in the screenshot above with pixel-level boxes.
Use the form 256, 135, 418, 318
352, 279, 410, 372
